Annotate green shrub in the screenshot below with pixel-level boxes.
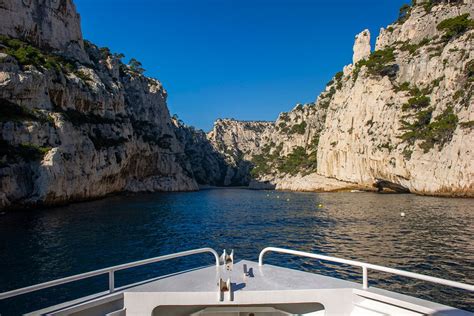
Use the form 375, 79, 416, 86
320, 100, 330, 109
419, 0, 461, 13
310, 135, 320, 149
354, 48, 396, 80
400, 42, 419, 55
399, 37, 431, 55
74, 70, 93, 82
402, 148, 413, 160
0, 98, 38, 122
352, 67, 361, 82
418, 0, 462, 13
419, 107, 458, 152
394, 82, 411, 92
290, 121, 307, 134
0, 98, 52, 123
250, 143, 283, 177
423, 0, 435, 12
325, 87, 336, 99
402, 95, 431, 111
277, 146, 316, 175
0, 140, 51, 163
437, 14, 473, 40
0, 35, 76, 72
99, 47, 111, 58
251, 143, 317, 177
277, 121, 290, 133
378, 142, 394, 152
250, 154, 271, 177
400, 107, 458, 152
279, 112, 290, 122
466, 60, 474, 82
318, 86, 337, 108
128, 58, 145, 74
453, 89, 464, 100
399, 108, 433, 144
398, 4, 412, 23
430, 76, 444, 90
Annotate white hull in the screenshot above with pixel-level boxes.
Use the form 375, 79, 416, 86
1, 248, 472, 316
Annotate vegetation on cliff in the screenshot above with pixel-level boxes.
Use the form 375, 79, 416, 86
0, 98, 52, 123
437, 14, 473, 40
251, 139, 318, 178
353, 48, 396, 81
0, 140, 51, 165
0, 35, 75, 72
400, 106, 458, 153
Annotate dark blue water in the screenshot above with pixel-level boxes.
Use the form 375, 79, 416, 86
0, 189, 473, 314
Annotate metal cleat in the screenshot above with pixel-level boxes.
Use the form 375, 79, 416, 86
217, 278, 232, 301
220, 249, 234, 271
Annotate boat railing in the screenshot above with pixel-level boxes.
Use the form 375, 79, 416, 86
258, 247, 474, 292
0, 247, 220, 301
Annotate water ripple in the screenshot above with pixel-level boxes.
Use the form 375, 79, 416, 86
0, 190, 473, 314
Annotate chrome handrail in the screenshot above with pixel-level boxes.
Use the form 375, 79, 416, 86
259, 247, 474, 291
0, 247, 220, 300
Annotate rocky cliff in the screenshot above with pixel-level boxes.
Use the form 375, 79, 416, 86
0, 0, 198, 209
209, 0, 474, 196
0, 0, 89, 63
173, 118, 250, 186
1, 0, 472, 209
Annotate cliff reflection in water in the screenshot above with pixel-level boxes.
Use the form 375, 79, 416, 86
0, 190, 472, 314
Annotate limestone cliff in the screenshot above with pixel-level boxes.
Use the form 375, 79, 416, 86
209, 0, 474, 196
173, 118, 249, 186
0, 1, 198, 209
0, 0, 89, 63
206, 119, 274, 186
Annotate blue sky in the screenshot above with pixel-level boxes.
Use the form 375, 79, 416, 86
75, 0, 408, 131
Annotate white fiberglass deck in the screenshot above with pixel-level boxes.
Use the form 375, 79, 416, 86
1, 247, 471, 316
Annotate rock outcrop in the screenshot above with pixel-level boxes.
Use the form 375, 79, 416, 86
353, 29, 371, 64
0, 0, 89, 63
1, 0, 472, 210
0, 1, 198, 209
209, 0, 474, 197
316, 1, 473, 196
173, 118, 249, 186
206, 119, 275, 185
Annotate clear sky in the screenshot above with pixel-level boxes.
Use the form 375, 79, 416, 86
75, 0, 408, 131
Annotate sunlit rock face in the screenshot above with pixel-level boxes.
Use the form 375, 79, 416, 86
210, 1, 474, 197
0, 0, 89, 63
0, 1, 198, 209
316, 1, 474, 196
353, 29, 371, 64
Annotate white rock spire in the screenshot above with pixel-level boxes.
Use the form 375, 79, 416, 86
352, 29, 371, 64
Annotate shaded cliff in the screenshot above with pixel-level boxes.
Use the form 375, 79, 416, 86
209, 0, 474, 196
0, 1, 198, 209
172, 118, 249, 186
